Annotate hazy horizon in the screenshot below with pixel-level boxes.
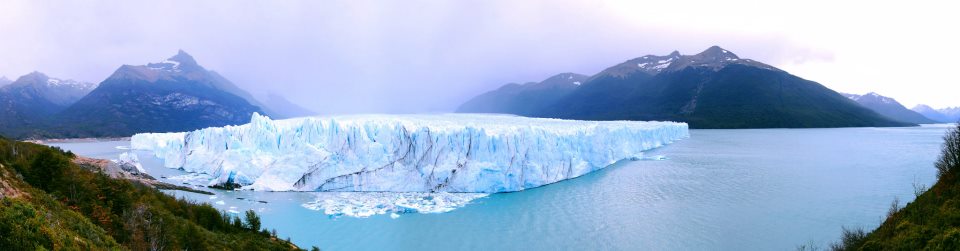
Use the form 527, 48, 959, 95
2, 0, 958, 113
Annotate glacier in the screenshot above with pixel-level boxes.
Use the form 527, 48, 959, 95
131, 113, 688, 192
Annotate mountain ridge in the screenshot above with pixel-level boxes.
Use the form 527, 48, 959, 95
912, 105, 960, 123
51, 50, 267, 137
0, 72, 97, 137
456, 72, 587, 116
458, 46, 913, 129
0, 51, 289, 139
842, 92, 936, 124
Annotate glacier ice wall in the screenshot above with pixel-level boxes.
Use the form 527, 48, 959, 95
131, 113, 688, 192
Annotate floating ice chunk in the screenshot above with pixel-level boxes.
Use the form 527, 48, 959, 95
166, 173, 214, 186
115, 152, 145, 173
132, 113, 688, 192
634, 155, 668, 161
302, 192, 488, 218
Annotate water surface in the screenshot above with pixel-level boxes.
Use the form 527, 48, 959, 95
51, 125, 951, 250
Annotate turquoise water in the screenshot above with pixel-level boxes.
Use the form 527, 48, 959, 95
50, 125, 952, 250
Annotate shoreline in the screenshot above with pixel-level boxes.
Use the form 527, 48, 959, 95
25, 137, 131, 144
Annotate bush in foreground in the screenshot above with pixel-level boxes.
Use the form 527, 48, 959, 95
0, 137, 307, 250
830, 123, 960, 250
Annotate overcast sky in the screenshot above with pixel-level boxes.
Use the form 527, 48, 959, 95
1, 0, 957, 113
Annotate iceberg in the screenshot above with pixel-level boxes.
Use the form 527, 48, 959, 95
302, 192, 489, 218
131, 113, 688, 192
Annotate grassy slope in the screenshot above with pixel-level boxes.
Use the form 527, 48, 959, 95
835, 123, 960, 250
0, 137, 306, 250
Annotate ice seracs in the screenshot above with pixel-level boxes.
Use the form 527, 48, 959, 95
132, 113, 689, 192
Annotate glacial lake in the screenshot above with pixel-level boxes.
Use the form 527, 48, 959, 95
50, 125, 953, 250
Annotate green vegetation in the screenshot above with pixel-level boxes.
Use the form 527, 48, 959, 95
831, 123, 960, 250
0, 136, 308, 250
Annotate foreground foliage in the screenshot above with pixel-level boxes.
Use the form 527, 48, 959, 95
833, 123, 960, 250
0, 136, 304, 250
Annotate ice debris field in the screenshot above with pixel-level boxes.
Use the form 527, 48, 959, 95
132, 113, 688, 193
302, 192, 490, 218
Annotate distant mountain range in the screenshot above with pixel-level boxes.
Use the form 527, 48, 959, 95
0, 51, 314, 139
841, 92, 937, 124
458, 46, 911, 128
0, 76, 12, 87
912, 105, 960, 123
0, 72, 97, 137
458, 73, 586, 116
261, 93, 316, 118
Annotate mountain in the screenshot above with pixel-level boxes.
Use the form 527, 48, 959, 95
0, 76, 11, 87
1, 72, 96, 107
841, 92, 937, 124
52, 50, 267, 137
912, 105, 960, 123
939, 107, 960, 123
456, 73, 587, 116
261, 93, 316, 118
459, 46, 911, 128
0, 72, 96, 136
912, 105, 950, 122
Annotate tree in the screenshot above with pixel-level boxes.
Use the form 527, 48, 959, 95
936, 123, 960, 180
24, 148, 71, 191
244, 210, 261, 231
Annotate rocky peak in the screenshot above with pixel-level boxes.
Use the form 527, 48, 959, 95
540, 72, 588, 87
912, 104, 937, 112
18, 71, 50, 82
696, 46, 739, 60
145, 50, 202, 73
860, 92, 897, 105
596, 46, 779, 79
168, 50, 199, 68
0, 76, 13, 87
110, 50, 210, 83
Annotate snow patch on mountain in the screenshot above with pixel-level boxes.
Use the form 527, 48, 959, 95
601, 46, 780, 78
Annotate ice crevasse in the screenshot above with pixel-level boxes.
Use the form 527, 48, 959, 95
131, 113, 689, 192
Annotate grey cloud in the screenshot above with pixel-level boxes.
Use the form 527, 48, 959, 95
0, 0, 821, 114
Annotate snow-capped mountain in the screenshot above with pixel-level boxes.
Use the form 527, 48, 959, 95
912, 105, 947, 122
3, 72, 97, 106
939, 107, 960, 122
842, 92, 936, 124
912, 105, 960, 123
0, 72, 97, 136
459, 46, 908, 129
592, 46, 779, 80
456, 72, 587, 116
53, 50, 268, 137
